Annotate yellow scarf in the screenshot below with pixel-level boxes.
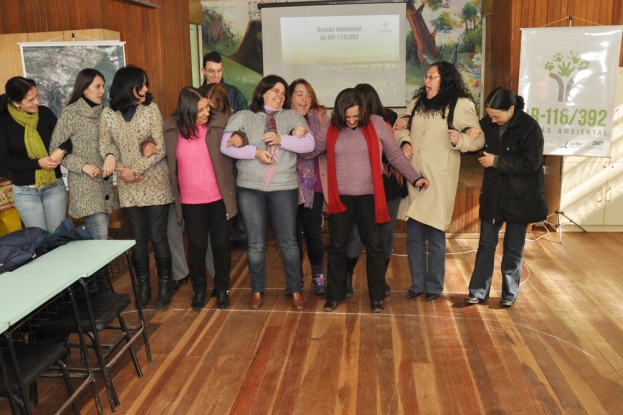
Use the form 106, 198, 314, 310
7, 104, 56, 188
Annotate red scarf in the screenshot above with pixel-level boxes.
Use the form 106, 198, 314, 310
326, 122, 390, 224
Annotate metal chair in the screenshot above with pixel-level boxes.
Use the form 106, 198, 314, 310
0, 341, 80, 415
31, 275, 146, 412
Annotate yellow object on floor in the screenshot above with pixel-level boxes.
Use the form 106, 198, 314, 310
0, 178, 21, 236
0, 207, 22, 236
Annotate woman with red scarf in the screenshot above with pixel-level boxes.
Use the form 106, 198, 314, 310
301, 89, 429, 313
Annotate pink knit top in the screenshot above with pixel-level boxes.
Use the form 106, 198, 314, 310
176, 124, 223, 204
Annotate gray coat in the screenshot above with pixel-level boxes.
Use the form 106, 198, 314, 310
50, 98, 119, 218
163, 111, 238, 224
99, 102, 173, 208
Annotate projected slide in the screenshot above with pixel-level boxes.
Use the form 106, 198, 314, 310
281, 15, 399, 65
262, 3, 406, 107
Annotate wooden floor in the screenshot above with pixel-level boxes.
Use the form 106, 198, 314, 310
4, 229, 623, 414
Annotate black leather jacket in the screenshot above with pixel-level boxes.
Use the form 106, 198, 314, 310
478, 109, 548, 224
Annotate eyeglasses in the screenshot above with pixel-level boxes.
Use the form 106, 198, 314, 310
424, 75, 440, 80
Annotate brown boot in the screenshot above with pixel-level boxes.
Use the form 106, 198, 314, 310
292, 292, 305, 311
249, 292, 263, 309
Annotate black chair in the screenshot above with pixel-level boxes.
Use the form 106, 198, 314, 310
31, 282, 143, 412
0, 341, 80, 415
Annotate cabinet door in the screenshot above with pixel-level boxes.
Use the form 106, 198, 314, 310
560, 160, 607, 225
604, 162, 623, 225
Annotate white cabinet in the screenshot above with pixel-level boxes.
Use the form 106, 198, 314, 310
558, 69, 623, 230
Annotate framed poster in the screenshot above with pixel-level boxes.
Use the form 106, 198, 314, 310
20, 41, 126, 118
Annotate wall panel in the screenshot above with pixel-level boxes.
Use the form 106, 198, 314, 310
0, 0, 191, 117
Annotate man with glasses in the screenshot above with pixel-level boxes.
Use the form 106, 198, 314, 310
201, 51, 248, 113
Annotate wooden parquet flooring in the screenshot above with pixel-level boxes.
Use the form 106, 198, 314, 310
4, 230, 623, 414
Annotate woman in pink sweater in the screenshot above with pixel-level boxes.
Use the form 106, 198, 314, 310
163, 87, 237, 311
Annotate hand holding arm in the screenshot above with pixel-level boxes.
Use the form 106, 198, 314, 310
115, 167, 138, 182
414, 177, 430, 189
220, 131, 257, 159
255, 149, 274, 164
49, 148, 65, 163
464, 127, 482, 140
38, 157, 61, 170
82, 164, 102, 178
102, 154, 116, 177
226, 133, 245, 148
478, 151, 496, 168
142, 142, 159, 158
291, 126, 308, 138
262, 132, 281, 146
402, 143, 413, 160
394, 116, 410, 131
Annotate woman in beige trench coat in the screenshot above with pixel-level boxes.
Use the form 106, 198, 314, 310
395, 61, 484, 300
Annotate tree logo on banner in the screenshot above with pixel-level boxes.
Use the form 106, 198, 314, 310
544, 51, 590, 103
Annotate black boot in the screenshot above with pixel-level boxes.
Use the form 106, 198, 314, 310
154, 256, 173, 309
345, 256, 359, 298
132, 256, 151, 307
384, 258, 391, 296
95, 266, 114, 294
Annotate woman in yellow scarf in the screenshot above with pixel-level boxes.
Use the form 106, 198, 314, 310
0, 77, 70, 232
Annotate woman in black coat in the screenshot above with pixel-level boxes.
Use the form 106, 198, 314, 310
464, 87, 548, 307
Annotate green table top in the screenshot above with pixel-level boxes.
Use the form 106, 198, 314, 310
17, 240, 135, 276
0, 240, 135, 327
0, 270, 84, 327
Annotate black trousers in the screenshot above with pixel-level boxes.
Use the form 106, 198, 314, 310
182, 200, 231, 294
124, 204, 171, 262
296, 192, 325, 277
327, 195, 386, 302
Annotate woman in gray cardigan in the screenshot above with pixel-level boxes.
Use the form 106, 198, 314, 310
221, 75, 314, 311
99, 66, 174, 309
51, 68, 120, 292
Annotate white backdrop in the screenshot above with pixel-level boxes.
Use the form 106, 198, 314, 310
518, 26, 623, 157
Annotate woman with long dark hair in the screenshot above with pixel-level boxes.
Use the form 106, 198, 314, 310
396, 61, 484, 301
342, 83, 405, 297
286, 78, 331, 295
220, 75, 314, 311
0, 77, 70, 232
159, 83, 234, 295
163, 87, 236, 310
465, 87, 547, 307
302, 88, 427, 313
99, 65, 174, 309
51, 69, 119, 240
50, 68, 120, 293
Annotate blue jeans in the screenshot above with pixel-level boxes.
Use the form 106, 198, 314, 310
468, 221, 528, 301
406, 219, 446, 294
12, 178, 67, 232
236, 186, 301, 294
83, 213, 110, 240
